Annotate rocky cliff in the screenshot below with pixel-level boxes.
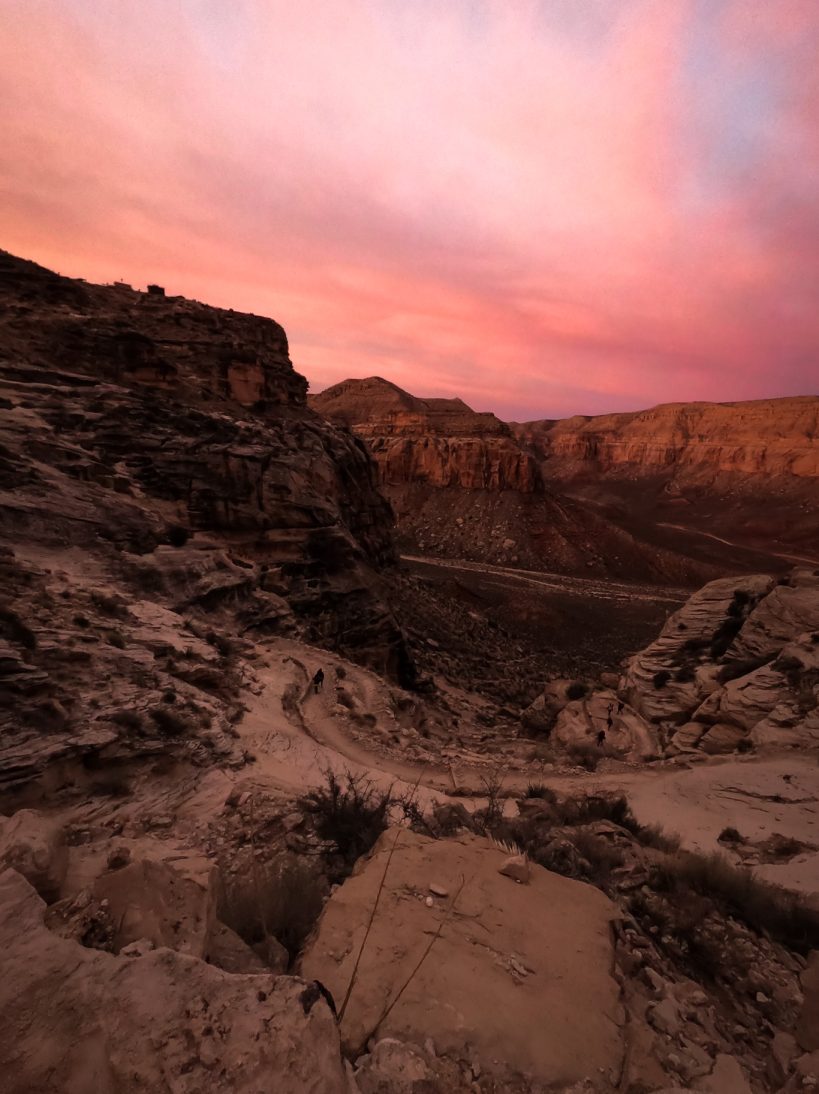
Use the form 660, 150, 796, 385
0, 251, 412, 796
312, 376, 540, 491
515, 397, 819, 480
514, 398, 819, 565
311, 378, 715, 582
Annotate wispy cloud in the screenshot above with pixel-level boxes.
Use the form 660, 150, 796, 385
2, 0, 817, 418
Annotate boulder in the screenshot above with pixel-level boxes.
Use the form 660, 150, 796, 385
206, 921, 268, 974
301, 829, 624, 1086
92, 858, 216, 958
354, 1038, 433, 1093
698, 723, 748, 754
0, 868, 349, 1094
0, 809, 67, 902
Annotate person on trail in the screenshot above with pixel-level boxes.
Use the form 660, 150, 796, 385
312, 668, 324, 694
606, 703, 614, 731
596, 728, 606, 747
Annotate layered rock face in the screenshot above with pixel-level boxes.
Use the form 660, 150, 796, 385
312, 377, 716, 582
515, 397, 819, 479
312, 376, 540, 491
515, 398, 819, 563
0, 252, 412, 795
540, 567, 819, 761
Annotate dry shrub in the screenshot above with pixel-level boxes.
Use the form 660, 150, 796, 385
217, 854, 326, 963
301, 771, 393, 869
566, 740, 603, 771
149, 705, 192, 737
653, 849, 819, 952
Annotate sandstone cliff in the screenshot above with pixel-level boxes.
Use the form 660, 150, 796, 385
311, 377, 716, 583
515, 397, 819, 480
514, 398, 819, 564
0, 251, 412, 795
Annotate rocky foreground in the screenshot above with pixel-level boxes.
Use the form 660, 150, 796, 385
1, 253, 819, 1092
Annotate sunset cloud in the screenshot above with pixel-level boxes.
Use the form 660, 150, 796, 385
1, 0, 817, 418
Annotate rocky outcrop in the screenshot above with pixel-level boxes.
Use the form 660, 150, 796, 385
0, 251, 413, 796
300, 827, 624, 1086
312, 376, 540, 491
615, 569, 819, 755
0, 867, 348, 1094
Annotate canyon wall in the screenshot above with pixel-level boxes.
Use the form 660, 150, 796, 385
311, 378, 718, 583
514, 398, 819, 481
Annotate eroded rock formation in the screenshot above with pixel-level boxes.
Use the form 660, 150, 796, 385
312, 377, 717, 582
0, 251, 413, 796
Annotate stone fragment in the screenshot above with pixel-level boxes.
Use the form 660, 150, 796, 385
498, 854, 530, 884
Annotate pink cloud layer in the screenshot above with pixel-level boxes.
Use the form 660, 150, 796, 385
1, 0, 817, 419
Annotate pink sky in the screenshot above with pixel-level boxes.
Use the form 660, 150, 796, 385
2, 1, 818, 420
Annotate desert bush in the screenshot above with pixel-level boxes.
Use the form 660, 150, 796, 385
0, 604, 37, 649
674, 665, 696, 683
149, 706, 192, 737
718, 826, 744, 844
636, 823, 681, 853
217, 854, 326, 963
565, 681, 587, 701
652, 849, 819, 952
524, 782, 557, 800
107, 630, 127, 649
474, 766, 507, 832
109, 708, 143, 732
717, 654, 772, 683
90, 590, 129, 618
566, 740, 602, 771
301, 771, 394, 868
652, 670, 671, 689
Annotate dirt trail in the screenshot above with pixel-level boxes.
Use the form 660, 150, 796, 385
657, 522, 819, 568
402, 553, 686, 604
231, 639, 819, 897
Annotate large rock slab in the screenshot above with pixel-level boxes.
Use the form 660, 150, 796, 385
0, 868, 348, 1094
300, 828, 624, 1087
0, 808, 67, 902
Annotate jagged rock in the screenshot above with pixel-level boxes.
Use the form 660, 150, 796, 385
551, 689, 660, 761
311, 377, 714, 581
0, 808, 67, 901
0, 868, 348, 1093
206, 921, 268, 974
498, 853, 530, 884
354, 1038, 433, 1094
301, 828, 623, 1086
797, 952, 819, 1052
694, 1054, 752, 1093
619, 569, 819, 754
92, 858, 216, 958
